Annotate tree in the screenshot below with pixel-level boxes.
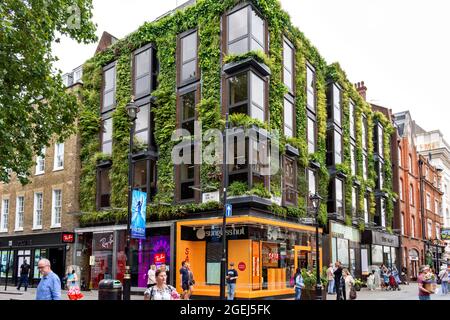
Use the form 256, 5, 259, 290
0, 0, 97, 184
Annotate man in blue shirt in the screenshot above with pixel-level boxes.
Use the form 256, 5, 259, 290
36, 258, 61, 300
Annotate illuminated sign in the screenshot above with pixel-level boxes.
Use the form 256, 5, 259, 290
62, 233, 75, 243
155, 253, 166, 264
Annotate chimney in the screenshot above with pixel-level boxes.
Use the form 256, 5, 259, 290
355, 81, 367, 101
95, 31, 118, 55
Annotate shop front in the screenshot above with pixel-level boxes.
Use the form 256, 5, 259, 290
176, 215, 323, 299
74, 222, 175, 290
0, 232, 71, 286
323, 221, 361, 278
362, 230, 400, 272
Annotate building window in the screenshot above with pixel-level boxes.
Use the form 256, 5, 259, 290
331, 84, 341, 126
283, 39, 294, 94
435, 200, 440, 215
411, 216, 416, 238
350, 144, 356, 176
349, 101, 355, 139
73, 66, 83, 83
425, 167, 429, 180
363, 153, 368, 180
409, 154, 413, 174
54, 143, 64, 170
1, 199, 9, 232
410, 184, 414, 206
228, 71, 266, 122
436, 225, 440, 240
227, 5, 266, 55
398, 146, 402, 167
180, 145, 195, 201
306, 64, 316, 113
334, 130, 342, 164
98, 167, 111, 209
134, 46, 152, 98
401, 212, 405, 235
283, 157, 297, 206
426, 193, 431, 210
377, 161, 384, 189
362, 116, 367, 151
134, 104, 152, 149
336, 178, 344, 218
283, 98, 294, 138
33, 193, 43, 229
351, 187, 357, 217
102, 64, 116, 113
364, 196, 369, 224
179, 30, 198, 85
308, 169, 316, 196
36, 147, 45, 175
101, 118, 113, 155
377, 124, 383, 156
307, 117, 316, 154
399, 179, 403, 200
427, 219, 433, 239
52, 189, 62, 228
381, 198, 386, 228
15, 196, 24, 231
179, 90, 197, 136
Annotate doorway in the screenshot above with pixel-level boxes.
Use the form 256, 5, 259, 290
48, 247, 65, 280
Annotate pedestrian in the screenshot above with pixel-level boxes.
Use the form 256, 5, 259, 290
147, 264, 156, 288
144, 269, 179, 300
333, 261, 343, 300
343, 268, 355, 300
326, 263, 335, 294
36, 258, 61, 300
159, 264, 170, 284
438, 265, 449, 295
294, 268, 304, 300
16, 259, 31, 292
186, 262, 195, 299
67, 269, 78, 289
367, 270, 376, 291
226, 262, 238, 300
179, 261, 189, 299
418, 265, 432, 301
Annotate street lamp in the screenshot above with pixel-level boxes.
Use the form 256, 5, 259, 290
124, 98, 138, 300
309, 193, 323, 300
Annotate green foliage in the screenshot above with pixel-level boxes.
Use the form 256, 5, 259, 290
301, 268, 329, 289
249, 183, 272, 199
223, 50, 272, 68
228, 181, 249, 197
0, 0, 97, 183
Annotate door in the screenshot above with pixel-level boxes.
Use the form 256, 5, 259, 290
16, 250, 32, 278
48, 247, 65, 280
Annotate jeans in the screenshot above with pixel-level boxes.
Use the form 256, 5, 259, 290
328, 279, 335, 294
17, 275, 29, 291
419, 295, 431, 300
295, 287, 302, 300
441, 281, 448, 295
227, 283, 236, 300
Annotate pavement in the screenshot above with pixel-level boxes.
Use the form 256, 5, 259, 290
1, 283, 450, 300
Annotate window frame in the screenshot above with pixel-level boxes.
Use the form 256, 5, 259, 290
53, 142, 64, 171
101, 61, 117, 114
15, 196, 24, 231
306, 62, 317, 114
334, 178, 345, 220
177, 29, 199, 88
132, 43, 155, 100
51, 189, 62, 228
329, 83, 342, 127
133, 101, 156, 151
97, 166, 112, 210
349, 100, 355, 140
283, 96, 295, 139
0, 199, 9, 232
283, 37, 295, 95
409, 183, 414, 206
282, 155, 298, 207
35, 147, 46, 175
33, 192, 43, 230
100, 114, 113, 155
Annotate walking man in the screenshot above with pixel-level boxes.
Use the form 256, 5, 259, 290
17, 259, 31, 291
179, 261, 189, 299
226, 262, 238, 300
36, 258, 61, 300
333, 261, 343, 300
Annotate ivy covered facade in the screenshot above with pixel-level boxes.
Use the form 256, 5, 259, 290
74, 0, 397, 297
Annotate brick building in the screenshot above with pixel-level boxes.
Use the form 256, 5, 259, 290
0, 67, 83, 286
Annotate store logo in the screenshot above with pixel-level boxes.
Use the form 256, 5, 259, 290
99, 234, 114, 249
155, 253, 166, 264
196, 228, 206, 240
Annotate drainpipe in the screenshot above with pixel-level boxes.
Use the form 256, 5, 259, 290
419, 158, 427, 264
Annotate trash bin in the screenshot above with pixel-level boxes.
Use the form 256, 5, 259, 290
98, 279, 123, 300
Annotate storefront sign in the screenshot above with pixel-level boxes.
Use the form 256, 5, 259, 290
372, 231, 399, 247
131, 190, 147, 240
93, 233, 114, 251
262, 242, 279, 267
202, 191, 220, 203
238, 262, 246, 271
155, 253, 166, 264
62, 233, 75, 243
330, 221, 360, 242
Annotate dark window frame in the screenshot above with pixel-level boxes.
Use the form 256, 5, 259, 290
282, 155, 297, 207
101, 61, 117, 114
132, 157, 157, 203
283, 95, 295, 139
306, 61, 317, 114
100, 112, 113, 155
307, 115, 317, 155
349, 100, 356, 140
328, 82, 342, 127
177, 28, 199, 88
283, 37, 295, 96
335, 177, 345, 220
307, 167, 317, 197
133, 100, 157, 152
132, 43, 157, 101
96, 165, 112, 210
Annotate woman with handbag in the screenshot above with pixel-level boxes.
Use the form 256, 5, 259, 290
438, 265, 449, 295
343, 268, 356, 300
294, 268, 304, 300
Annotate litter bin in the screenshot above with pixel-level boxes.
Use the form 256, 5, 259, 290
98, 279, 123, 300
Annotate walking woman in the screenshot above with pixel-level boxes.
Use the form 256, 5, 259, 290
144, 269, 180, 300
343, 268, 355, 300
438, 265, 449, 295
294, 268, 304, 300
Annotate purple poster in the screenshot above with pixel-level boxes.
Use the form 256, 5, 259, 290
137, 235, 171, 288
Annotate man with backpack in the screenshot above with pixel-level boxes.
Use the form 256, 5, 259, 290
17, 259, 31, 291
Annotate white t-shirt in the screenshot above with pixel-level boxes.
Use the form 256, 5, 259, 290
144, 285, 176, 300
147, 269, 156, 285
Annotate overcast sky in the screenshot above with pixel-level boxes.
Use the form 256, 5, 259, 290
52, 0, 450, 140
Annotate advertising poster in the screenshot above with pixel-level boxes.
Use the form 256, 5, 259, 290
131, 190, 147, 240
261, 242, 279, 267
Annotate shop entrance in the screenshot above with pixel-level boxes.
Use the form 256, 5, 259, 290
48, 247, 65, 280
294, 245, 322, 273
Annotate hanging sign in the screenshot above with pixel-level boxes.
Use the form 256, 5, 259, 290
131, 190, 147, 240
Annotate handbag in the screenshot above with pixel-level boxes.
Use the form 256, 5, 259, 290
350, 285, 357, 300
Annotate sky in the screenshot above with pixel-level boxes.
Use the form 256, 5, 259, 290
52, 0, 450, 140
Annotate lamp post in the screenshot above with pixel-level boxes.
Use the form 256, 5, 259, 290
219, 113, 230, 300
124, 98, 138, 300
309, 193, 323, 300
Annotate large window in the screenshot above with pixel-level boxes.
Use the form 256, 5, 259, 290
133, 159, 156, 201
364, 196, 369, 224
398, 146, 402, 167
283, 39, 294, 93
308, 169, 316, 196
362, 116, 367, 151
101, 118, 113, 155
35, 147, 45, 175
1, 199, 9, 232
380, 198, 386, 228
54, 143, 64, 170
283, 157, 297, 206
307, 65, 316, 112
180, 145, 195, 201
15, 196, 24, 231
427, 219, 433, 239
363, 154, 368, 180
351, 187, 357, 217
33, 193, 43, 229
350, 144, 356, 176
377, 124, 384, 156
102, 64, 116, 112
336, 178, 344, 218
332, 84, 341, 126
134, 46, 152, 98
426, 193, 431, 210
134, 104, 151, 149
411, 216, 416, 238
227, 5, 266, 55
180, 90, 197, 136
98, 167, 111, 209
334, 130, 342, 164
349, 101, 355, 138
51, 189, 62, 228
307, 117, 316, 154
179, 31, 198, 84
409, 154, 413, 174
228, 71, 266, 122
283, 98, 294, 138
